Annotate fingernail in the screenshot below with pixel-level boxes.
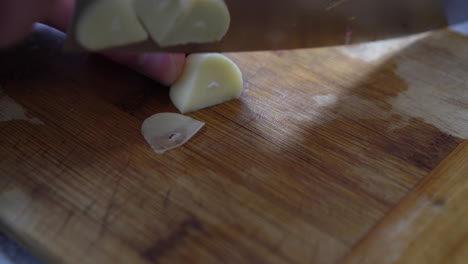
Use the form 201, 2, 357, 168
139, 53, 176, 86
164, 54, 187, 85
141, 53, 167, 83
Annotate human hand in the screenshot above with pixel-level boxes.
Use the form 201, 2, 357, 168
0, 0, 185, 85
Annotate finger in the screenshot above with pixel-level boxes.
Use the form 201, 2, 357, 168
44, 0, 75, 31
104, 52, 186, 86
0, 0, 57, 47
46, 0, 186, 85
1, 0, 186, 85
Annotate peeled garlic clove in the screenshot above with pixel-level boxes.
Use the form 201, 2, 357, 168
170, 53, 243, 114
135, 0, 230, 47
77, 0, 148, 51
141, 113, 205, 154
133, 0, 181, 45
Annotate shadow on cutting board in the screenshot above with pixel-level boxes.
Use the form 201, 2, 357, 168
0, 23, 466, 264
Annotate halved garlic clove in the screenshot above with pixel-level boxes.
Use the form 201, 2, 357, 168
77, 0, 148, 51
141, 113, 205, 154
170, 53, 243, 114
135, 0, 230, 47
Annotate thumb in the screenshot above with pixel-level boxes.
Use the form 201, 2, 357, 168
0, 0, 59, 47
0, 0, 185, 85
46, 0, 186, 85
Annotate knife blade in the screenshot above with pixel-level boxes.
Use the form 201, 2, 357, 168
66, 0, 468, 53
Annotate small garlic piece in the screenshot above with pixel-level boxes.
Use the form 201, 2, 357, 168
135, 0, 230, 47
170, 53, 243, 114
141, 113, 205, 154
77, 0, 148, 50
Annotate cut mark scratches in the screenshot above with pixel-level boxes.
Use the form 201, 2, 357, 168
98, 174, 124, 238
163, 188, 172, 208
55, 210, 75, 236
143, 217, 204, 262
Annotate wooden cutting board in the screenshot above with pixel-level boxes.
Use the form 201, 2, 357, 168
0, 25, 467, 264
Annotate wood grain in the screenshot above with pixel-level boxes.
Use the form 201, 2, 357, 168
342, 141, 468, 264
0, 24, 467, 264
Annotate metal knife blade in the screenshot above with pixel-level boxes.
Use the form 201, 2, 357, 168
67, 0, 468, 53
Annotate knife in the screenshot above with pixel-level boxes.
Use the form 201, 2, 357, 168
66, 0, 468, 53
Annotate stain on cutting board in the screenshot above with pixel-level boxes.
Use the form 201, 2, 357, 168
0, 88, 44, 125
339, 32, 468, 139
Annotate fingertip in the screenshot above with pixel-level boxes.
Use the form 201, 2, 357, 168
104, 52, 186, 86
136, 53, 174, 86
0, 0, 43, 48
0, 0, 71, 48
134, 53, 186, 86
